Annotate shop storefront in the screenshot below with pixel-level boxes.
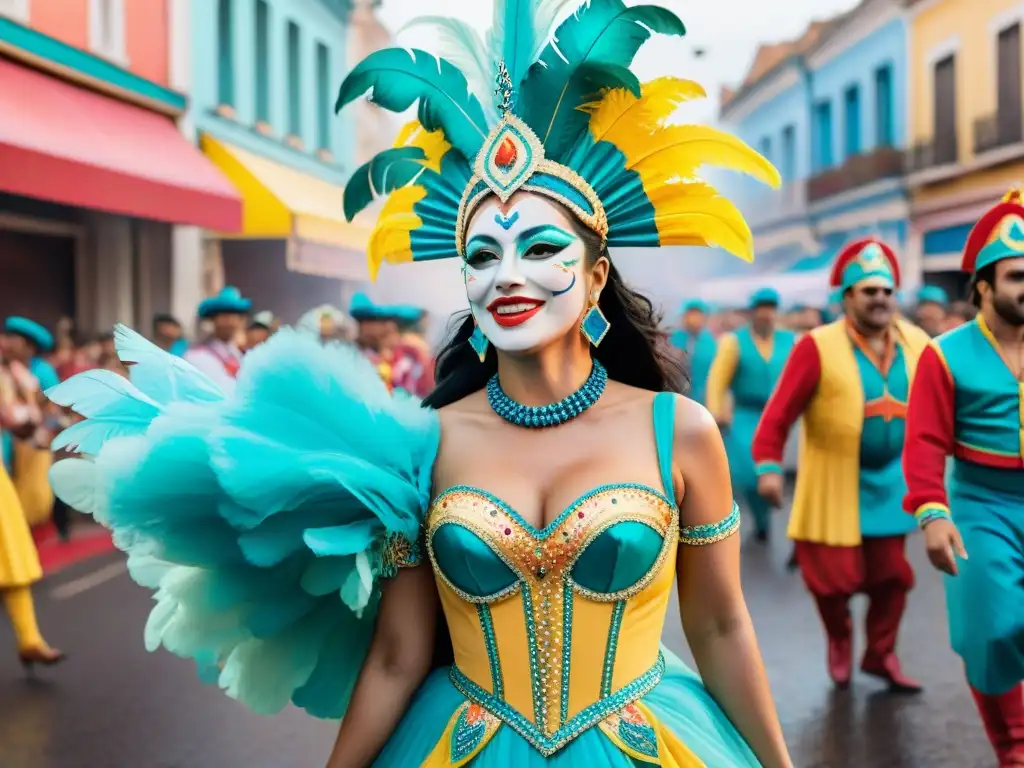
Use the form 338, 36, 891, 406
0, 18, 242, 335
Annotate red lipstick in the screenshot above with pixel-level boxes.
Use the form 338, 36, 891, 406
486, 296, 545, 328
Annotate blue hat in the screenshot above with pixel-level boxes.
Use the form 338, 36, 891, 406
198, 286, 252, 319
349, 292, 412, 322
749, 287, 780, 309
916, 285, 949, 306
828, 288, 844, 305
681, 298, 710, 314
4, 317, 53, 352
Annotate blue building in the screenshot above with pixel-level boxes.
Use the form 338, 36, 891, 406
190, 0, 384, 322
716, 0, 912, 305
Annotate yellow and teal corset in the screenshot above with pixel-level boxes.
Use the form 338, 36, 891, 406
411, 483, 739, 762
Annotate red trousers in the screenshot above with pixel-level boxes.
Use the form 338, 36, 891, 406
795, 535, 914, 661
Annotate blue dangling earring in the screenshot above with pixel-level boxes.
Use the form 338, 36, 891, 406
580, 292, 610, 347
468, 321, 489, 362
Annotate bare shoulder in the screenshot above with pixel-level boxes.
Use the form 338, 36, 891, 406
671, 394, 721, 446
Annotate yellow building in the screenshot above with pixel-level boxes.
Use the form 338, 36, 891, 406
906, 0, 1024, 292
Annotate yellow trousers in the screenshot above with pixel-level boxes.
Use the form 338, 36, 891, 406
2, 586, 44, 651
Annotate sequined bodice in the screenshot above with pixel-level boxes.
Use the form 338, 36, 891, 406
425, 483, 678, 755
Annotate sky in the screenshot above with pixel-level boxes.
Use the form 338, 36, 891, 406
377, 0, 862, 124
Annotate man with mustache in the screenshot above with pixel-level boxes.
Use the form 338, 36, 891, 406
753, 239, 930, 692
903, 189, 1024, 766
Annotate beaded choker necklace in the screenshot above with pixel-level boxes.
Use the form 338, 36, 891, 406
487, 361, 607, 428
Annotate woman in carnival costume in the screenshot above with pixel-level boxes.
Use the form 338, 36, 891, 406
45, 1, 790, 765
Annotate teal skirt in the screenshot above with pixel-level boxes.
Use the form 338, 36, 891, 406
375, 649, 761, 766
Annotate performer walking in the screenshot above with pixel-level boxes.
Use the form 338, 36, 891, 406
183, 286, 251, 395
707, 287, 795, 541
670, 298, 717, 405
45, 0, 794, 764
903, 190, 1024, 766
753, 239, 929, 692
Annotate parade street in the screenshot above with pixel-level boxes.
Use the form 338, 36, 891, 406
0, 518, 993, 768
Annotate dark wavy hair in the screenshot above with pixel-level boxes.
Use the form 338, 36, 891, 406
423, 220, 687, 410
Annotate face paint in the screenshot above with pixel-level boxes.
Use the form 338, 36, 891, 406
464, 193, 588, 354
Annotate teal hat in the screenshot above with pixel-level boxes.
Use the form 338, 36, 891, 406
4, 317, 53, 352
681, 298, 710, 314
963, 191, 1024, 273
349, 292, 414, 322
198, 286, 252, 319
829, 239, 900, 293
749, 287, 780, 309
916, 285, 949, 306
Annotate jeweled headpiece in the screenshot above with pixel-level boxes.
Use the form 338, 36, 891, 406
829, 239, 901, 292
337, 0, 780, 278
962, 188, 1024, 273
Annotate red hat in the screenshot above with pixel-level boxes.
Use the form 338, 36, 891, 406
828, 238, 901, 291
962, 189, 1024, 273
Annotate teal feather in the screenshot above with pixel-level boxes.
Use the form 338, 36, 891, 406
401, 16, 496, 121
343, 146, 427, 222
113, 325, 225, 404
498, 0, 537, 98
520, 0, 686, 159
47, 370, 162, 455
48, 327, 441, 719
335, 48, 488, 160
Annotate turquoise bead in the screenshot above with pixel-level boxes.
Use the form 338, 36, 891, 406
487, 361, 607, 428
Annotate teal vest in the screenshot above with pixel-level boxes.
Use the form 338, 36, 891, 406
673, 329, 717, 405
854, 344, 909, 469
938, 320, 1022, 459
730, 326, 795, 410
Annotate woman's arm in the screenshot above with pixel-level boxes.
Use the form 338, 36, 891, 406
325, 562, 439, 768
672, 398, 792, 768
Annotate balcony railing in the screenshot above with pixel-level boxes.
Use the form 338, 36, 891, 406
974, 112, 1024, 155
807, 146, 905, 202
906, 136, 959, 173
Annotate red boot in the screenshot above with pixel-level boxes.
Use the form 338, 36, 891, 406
971, 684, 1024, 766
861, 652, 922, 693
814, 595, 853, 688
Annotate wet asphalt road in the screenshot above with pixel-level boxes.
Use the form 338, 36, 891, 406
0, 508, 995, 768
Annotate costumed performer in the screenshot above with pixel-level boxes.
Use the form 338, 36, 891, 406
752, 239, 929, 692
350, 294, 434, 397
914, 285, 949, 338
903, 189, 1024, 766
3, 318, 57, 527
46, 1, 793, 765
670, 299, 716, 405
706, 287, 795, 542
0, 359, 64, 669
183, 287, 251, 395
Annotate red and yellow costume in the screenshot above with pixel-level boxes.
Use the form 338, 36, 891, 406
903, 190, 1024, 765
753, 240, 930, 689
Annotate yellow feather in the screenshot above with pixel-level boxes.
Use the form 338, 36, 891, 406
367, 186, 427, 279
392, 120, 451, 173
582, 78, 777, 263
584, 77, 707, 143
627, 125, 780, 188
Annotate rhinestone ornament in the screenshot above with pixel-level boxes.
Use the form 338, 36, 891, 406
487, 361, 607, 428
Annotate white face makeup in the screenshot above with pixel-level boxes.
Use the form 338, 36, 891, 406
463, 193, 589, 354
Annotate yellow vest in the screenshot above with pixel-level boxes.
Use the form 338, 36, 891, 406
787, 318, 930, 546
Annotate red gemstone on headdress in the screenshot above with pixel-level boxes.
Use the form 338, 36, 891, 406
494, 137, 517, 169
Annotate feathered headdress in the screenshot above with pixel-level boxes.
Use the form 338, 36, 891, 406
337, 0, 781, 278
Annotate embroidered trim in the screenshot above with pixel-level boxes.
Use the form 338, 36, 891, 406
597, 703, 660, 763
679, 501, 741, 546
449, 653, 665, 757
601, 601, 627, 698
573, 513, 678, 603
559, 579, 573, 727
448, 702, 502, 766
754, 461, 783, 476
379, 532, 422, 578
425, 519, 524, 604
477, 604, 504, 697
914, 502, 952, 529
